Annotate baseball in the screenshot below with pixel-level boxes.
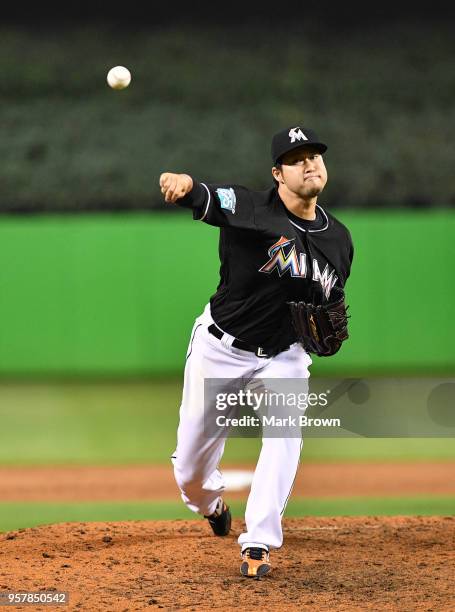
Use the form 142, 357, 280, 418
107, 66, 131, 90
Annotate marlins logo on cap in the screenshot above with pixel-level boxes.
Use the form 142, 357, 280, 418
271, 126, 327, 164
288, 127, 308, 143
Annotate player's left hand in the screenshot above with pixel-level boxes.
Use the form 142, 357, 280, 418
159, 173, 193, 203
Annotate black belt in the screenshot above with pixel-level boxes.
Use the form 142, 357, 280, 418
208, 324, 285, 358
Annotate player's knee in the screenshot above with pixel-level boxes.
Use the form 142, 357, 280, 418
173, 464, 204, 493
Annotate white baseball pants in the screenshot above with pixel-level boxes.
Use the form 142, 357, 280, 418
171, 304, 311, 550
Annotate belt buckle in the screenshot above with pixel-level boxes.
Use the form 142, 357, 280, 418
256, 347, 269, 358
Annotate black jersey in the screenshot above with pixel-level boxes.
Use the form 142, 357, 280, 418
178, 181, 354, 351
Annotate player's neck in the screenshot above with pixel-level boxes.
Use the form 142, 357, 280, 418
278, 189, 318, 221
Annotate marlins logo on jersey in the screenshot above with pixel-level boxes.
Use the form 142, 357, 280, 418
259, 236, 338, 299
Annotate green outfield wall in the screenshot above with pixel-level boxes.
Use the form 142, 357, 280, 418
0, 211, 453, 376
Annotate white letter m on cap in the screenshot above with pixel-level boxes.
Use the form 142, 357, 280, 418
288, 127, 308, 143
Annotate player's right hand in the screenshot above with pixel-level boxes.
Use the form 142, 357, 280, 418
159, 173, 194, 203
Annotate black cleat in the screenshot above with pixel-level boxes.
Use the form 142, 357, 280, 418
240, 547, 271, 578
204, 498, 232, 536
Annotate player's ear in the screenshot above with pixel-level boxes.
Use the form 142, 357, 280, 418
272, 166, 283, 184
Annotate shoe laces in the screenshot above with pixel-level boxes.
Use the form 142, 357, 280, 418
245, 547, 267, 561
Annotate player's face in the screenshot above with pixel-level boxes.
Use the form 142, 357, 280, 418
276, 147, 328, 198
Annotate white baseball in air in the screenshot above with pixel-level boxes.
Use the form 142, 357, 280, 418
107, 66, 131, 90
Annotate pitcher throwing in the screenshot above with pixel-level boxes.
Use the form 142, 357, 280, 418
160, 126, 354, 578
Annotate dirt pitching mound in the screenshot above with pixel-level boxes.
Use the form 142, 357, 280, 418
1, 517, 454, 611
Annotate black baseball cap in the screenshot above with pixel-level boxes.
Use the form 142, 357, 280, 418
271, 126, 327, 164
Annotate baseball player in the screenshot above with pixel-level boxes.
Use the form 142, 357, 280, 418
160, 126, 353, 578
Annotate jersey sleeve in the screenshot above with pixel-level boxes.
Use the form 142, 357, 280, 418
344, 231, 354, 281
177, 181, 256, 230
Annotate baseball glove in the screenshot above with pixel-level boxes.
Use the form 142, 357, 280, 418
288, 287, 350, 357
